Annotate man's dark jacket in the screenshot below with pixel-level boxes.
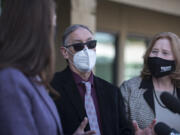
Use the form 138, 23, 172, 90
51, 66, 134, 135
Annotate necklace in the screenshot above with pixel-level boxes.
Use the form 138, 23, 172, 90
153, 86, 176, 108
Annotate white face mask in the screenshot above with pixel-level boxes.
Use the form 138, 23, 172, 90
73, 48, 96, 72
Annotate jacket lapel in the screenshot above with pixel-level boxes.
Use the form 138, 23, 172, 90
140, 78, 155, 115
29, 78, 63, 135
177, 88, 180, 99
141, 78, 180, 116
93, 76, 110, 134
62, 67, 88, 123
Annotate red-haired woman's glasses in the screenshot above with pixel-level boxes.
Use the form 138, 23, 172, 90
65, 40, 97, 52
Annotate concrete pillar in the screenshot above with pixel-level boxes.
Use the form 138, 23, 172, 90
117, 9, 128, 86
55, 0, 71, 71
70, 0, 97, 33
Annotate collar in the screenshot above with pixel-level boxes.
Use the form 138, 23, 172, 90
139, 77, 154, 90
139, 77, 155, 115
139, 76, 180, 116
71, 70, 94, 86
139, 76, 180, 99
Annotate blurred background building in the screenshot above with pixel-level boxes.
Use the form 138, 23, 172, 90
55, 0, 180, 86
46, 0, 180, 86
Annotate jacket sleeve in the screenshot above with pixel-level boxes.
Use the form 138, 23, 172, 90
120, 81, 132, 120
117, 86, 135, 135
0, 69, 39, 135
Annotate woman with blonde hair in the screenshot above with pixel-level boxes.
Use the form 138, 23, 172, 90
120, 32, 180, 134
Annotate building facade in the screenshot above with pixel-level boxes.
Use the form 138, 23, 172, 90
55, 0, 180, 86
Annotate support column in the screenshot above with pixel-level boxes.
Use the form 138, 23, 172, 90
117, 9, 128, 86
55, 0, 71, 71
117, 31, 127, 86
70, 0, 97, 33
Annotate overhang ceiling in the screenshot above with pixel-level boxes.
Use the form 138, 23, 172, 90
109, 0, 180, 16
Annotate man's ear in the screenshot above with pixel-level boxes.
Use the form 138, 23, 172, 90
60, 46, 69, 59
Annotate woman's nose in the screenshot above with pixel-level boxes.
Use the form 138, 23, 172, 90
157, 52, 164, 58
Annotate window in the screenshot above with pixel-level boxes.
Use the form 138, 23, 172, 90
124, 35, 149, 80
0, 0, 4, 15
95, 32, 117, 84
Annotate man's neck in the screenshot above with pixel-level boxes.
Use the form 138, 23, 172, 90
69, 65, 91, 81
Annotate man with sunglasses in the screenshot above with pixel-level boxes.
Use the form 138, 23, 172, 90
51, 24, 134, 135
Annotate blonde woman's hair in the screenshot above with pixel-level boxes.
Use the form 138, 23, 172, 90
141, 32, 180, 88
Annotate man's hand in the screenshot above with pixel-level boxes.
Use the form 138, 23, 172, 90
73, 117, 96, 135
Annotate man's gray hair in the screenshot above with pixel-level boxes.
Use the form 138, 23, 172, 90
62, 24, 93, 46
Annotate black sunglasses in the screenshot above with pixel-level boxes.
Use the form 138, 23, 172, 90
65, 40, 97, 52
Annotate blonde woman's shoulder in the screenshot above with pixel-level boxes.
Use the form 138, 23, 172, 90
121, 76, 142, 87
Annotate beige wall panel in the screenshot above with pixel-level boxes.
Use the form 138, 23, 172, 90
71, 0, 97, 32
71, 12, 96, 32
97, 1, 123, 32
124, 6, 180, 36
97, 1, 180, 36
97, 0, 180, 84
110, 0, 180, 16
